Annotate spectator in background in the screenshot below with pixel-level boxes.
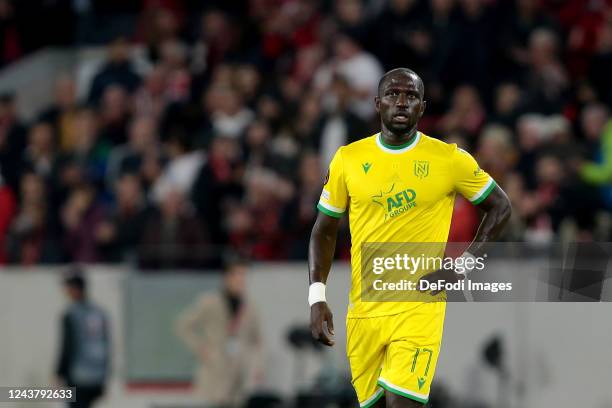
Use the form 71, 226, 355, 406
427, 0, 460, 97
588, 17, 612, 106
524, 28, 569, 114
97, 85, 132, 146
237, 168, 294, 259
234, 64, 261, 107
370, 0, 430, 72
39, 75, 79, 151
0, 0, 23, 67
0, 172, 16, 263
437, 84, 486, 143
88, 37, 140, 105
544, 114, 579, 160
138, 6, 183, 63
317, 74, 370, 168
533, 155, 566, 236
54, 106, 110, 194
158, 39, 191, 104
192, 135, 244, 245
139, 187, 210, 269
22, 121, 55, 180
6, 172, 59, 264
253, 4, 301, 70
476, 125, 518, 186
448, 0, 497, 92
269, 133, 302, 178
579, 104, 612, 208
152, 130, 204, 201
293, 93, 324, 150
490, 82, 523, 128
56, 268, 110, 408
281, 152, 322, 259
243, 120, 272, 169
579, 103, 609, 156
335, 0, 369, 38
521, 148, 600, 242
0, 92, 26, 192
191, 10, 237, 77
205, 84, 254, 139
96, 173, 151, 263
105, 115, 158, 189
61, 184, 106, 263
176, 257, 262, 407
500, 0, 559, 77
133, 65, 168, 121
0, 0, 611, 263
314, 31, 384, 121
255, 94, 282, 131
515, 114, 546, 189
139, 147, 166, 195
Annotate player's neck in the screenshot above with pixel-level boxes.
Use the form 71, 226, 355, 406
380, 127, 418, 147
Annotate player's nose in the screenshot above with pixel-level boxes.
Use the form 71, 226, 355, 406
396, 92, 408, 107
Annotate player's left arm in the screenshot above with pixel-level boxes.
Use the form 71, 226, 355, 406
420, 148, 512, 291
465, 185, 512, 257
451, 147, 512, 253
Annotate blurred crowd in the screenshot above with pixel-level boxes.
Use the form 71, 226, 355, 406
1, 0, 612, 267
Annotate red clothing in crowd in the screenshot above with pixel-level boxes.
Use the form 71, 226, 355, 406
0, 185, 17, 263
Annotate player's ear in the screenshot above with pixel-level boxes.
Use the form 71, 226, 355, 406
375, 96, 380, 113
419, 100, 427, 118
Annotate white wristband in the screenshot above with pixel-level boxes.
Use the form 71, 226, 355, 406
457, 252, 477, 276
308, 282, 326, 306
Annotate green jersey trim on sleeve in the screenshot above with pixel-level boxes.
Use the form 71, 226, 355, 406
317, 201, 345, 218
470, 178, 497, 205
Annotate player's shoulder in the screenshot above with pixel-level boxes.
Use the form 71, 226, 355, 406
418, 132, 459, 155
337, 133, 378, 158
418, 132, 480, 161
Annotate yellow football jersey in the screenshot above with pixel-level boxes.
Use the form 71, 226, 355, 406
318, 132, 496, 318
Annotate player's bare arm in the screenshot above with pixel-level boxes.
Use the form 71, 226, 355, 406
420, 185, 512, 289
466, 185, 512, 255
308, 212, 340, 346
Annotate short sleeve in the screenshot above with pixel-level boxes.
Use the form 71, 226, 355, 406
317, 148, 348, 218
452, 146, 497, 205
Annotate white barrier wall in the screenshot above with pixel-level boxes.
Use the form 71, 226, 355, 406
0, 264, 611, 408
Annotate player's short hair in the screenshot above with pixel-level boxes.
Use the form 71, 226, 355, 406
378, 68, 424, 98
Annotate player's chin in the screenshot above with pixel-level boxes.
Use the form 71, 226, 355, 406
387, 122, 412, 133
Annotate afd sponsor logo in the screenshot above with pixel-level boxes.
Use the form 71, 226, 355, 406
372, 183, 417, 220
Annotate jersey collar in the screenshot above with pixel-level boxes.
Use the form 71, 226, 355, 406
376, 132, 421, 154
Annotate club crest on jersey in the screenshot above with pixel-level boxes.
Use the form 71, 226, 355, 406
413, 160, 429, 179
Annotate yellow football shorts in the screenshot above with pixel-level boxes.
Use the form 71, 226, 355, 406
346, 302, 446, 407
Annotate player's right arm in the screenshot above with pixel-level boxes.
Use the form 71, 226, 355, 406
308, 148, 348, 347
309, 212, 340, 346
